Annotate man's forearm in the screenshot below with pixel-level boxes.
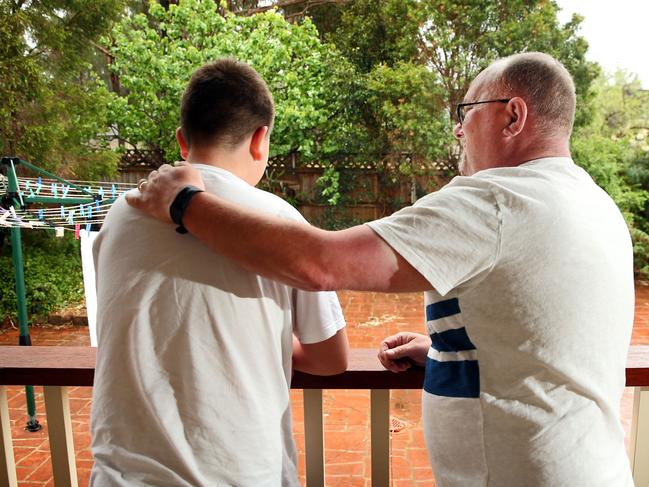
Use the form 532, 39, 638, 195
180, 191, 428, 292
127, 164, 431, 293
183, 191, 339, 291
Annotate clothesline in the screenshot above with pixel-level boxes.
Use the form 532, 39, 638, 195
0, 175, 137, 231
15, 176, 136, 199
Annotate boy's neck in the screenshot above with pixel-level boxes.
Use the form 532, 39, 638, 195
185, 144, 250, 182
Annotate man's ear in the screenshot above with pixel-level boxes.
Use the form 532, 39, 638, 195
503, 97, 527, 137
250, 126, 270, 162
176, 127, 189, 159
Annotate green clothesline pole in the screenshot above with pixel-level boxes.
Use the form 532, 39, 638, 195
1, 155, 123, 432
17, 158, 97, 198
2, 157, 41, 431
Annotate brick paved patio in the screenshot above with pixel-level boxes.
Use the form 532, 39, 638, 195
2, 286, 649, 486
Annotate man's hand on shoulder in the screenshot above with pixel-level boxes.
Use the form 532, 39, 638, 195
125, 162, 205, 223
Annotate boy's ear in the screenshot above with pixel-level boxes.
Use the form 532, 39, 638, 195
176, 127, 189, 159
250, 126, 270, 162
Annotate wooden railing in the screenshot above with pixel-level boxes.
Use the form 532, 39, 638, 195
1, 346, 649, 486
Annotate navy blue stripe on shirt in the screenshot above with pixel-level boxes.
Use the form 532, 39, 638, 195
426, 298, 461, 321
423, 357, 480, 398
430, 327, 476, 353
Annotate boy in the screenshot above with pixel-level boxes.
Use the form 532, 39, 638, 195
90, 59, 348, 486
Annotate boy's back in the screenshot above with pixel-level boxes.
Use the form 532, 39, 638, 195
90, 163, 345, 486
91, 59, 347, 485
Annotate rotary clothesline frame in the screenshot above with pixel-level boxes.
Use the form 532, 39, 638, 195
1, 156, 136, 430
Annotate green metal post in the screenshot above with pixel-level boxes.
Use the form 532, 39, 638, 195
5, 158, 41, 432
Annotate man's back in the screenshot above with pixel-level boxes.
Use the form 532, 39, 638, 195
369, 157, 634, 486
90, 165, 344, 486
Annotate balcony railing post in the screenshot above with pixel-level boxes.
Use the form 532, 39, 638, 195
370, 389, 389, 487
43, 386, 78, 487
0, 386, 18, 487
303, 389, 325, 486
630, 386, 649, 485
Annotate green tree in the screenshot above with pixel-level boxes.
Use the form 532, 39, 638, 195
363, 62, 449, 166
581, 71, 649, 141
103, 0, 357, 164
418, 0, 598, 126
0, 0, 124, 178
322, 0, 421, 73
573, 71, 649, 223
299, 0, 598, 173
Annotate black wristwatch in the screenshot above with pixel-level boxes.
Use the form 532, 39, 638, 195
169, 185, 204, 234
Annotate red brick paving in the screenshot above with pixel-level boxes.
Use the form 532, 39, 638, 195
2, 286, 649, 486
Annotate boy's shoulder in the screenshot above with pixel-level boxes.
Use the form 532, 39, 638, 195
198, 165, 306, 224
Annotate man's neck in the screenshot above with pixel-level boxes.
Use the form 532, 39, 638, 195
499, 134, 571, 169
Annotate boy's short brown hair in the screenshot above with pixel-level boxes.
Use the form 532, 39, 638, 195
180, 59, 275, 149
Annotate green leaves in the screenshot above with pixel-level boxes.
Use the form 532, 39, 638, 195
106, 0, 351, 164
365, 62, 450, 165
0, 0, 123, 178
418, 0, 598, 125
0, 232, 84, 322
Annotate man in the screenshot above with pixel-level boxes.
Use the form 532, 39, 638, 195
91, 59, 348, 486
127, 52, 634, 486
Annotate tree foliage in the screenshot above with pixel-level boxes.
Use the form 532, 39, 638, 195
0, 232, 84, 322
581, 71, 649, 141
418, 0, 598, 126
0, 0, 123, 178
298, 0, 599, 172
363, 62, 449, 165
104, 0, 357, 163
323, 0, 420, 73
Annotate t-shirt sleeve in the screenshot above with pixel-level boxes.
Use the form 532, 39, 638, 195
366, 178, 501, 296
292, 289, 346, 344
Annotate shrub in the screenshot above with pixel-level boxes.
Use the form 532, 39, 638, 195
0, 230, 83, 323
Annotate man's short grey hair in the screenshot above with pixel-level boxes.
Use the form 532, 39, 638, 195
490, 52, 576, 137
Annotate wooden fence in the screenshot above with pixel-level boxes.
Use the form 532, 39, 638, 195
116, 151, 455, 227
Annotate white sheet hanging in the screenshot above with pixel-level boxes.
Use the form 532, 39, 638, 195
80, 229, 99, 347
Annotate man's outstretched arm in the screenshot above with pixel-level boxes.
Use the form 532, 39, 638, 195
126, 164, 431, 293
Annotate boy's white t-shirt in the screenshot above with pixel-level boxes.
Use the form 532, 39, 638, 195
368, 157, 634, 486
90, 164, 345, 486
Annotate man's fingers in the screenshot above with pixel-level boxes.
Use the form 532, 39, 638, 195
378, 340, 416, 373
378, 351, 412, 373
158, 164, 173, 174
380, 332, 409, 350
383, 343, 415, 360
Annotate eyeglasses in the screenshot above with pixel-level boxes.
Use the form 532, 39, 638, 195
456, 98, 511, 124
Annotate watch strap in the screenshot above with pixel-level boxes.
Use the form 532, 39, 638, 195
169, 185, 204, 234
